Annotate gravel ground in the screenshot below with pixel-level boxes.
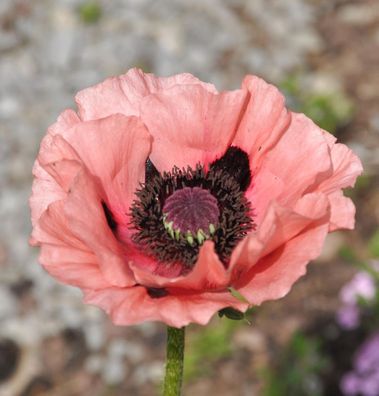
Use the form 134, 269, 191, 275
0, 1, 378, 395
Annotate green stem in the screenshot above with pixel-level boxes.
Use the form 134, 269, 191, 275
163, 326, 185, 396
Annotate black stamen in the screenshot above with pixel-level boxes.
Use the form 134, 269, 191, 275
206, 166, 254, 263
102, 201, 117, 231
130, 151, 254, 272
147, 287, 169, 298
145, 158, 160, 182
131, 166, 206, 271
210, 146, 252, 191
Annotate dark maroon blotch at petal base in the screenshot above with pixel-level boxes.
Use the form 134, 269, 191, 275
163, 187, 219, 234
102, 201, 117, 231
147, 287, 169, 298
210, 146, 252, 191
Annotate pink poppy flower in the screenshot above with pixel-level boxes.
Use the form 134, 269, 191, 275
30, 69, 362, 327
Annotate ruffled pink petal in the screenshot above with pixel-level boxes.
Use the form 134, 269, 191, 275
246, 165, 284, 225
232, 75, 291, 170
47, 108, 81, 136
328, 191, 356, 231
83, 286, 248, 327
40, 246, 109, 289
30, 109, 82, 227
33, 200, 109, 289
32, 162, 138, 289
235, 221, 329, 305
36, 133, 83, 195
38, 133, 80, 167
311, 131, 362, 231
170, 241, 230, 291
230, 192, 330, 287
30, 164, 66, 230
128, 262, 168, 287
42, 159, 83, 194
62, 114, 152, 221
32, 200, 86, 248
263, 112, 333, 206
229, 206, 277, 284
318, 138, 363, 194
63, 168, 135, 287
129, 241, 230, 292
266, 192, 330, 254
36, 132, 82, 195
141, 84, 248, 171
75, 68, 218, 121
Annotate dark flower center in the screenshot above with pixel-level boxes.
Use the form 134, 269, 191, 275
128, 147, 255, 273
163, 187, 219, 245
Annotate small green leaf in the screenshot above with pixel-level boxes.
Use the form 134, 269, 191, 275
228, 287, 249, 303
218, 307, 245, 320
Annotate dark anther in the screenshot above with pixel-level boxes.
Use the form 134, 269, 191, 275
145, 158, 160, 182
131, 162, 254, 270
147, 287, 169, 298
210, 146, 251, 191
102, 201, 117, 231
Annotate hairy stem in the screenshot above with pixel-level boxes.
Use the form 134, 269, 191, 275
163, 326, 185, 396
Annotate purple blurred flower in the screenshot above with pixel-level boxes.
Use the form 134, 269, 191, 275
340, 272, 376, 305
341, 374, 360, 396
337, 271, 377, 330
341, 332, 379, 396
336, 304, 360, 330
360, 376, 379, 396
355, 332, 379, 373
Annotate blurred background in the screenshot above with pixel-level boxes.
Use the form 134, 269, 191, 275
0, 0, 378, 395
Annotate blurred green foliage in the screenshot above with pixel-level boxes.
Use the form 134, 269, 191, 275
302, 94, 353, 134
280, 75, 354, 135
368, 231, 379, 258
354, 174, 372, 192
184, 318, 240, 382
344, 174, 373, 199
262, 332, 330, 396
78, 1, 102, 24
338, 244, 359, 263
